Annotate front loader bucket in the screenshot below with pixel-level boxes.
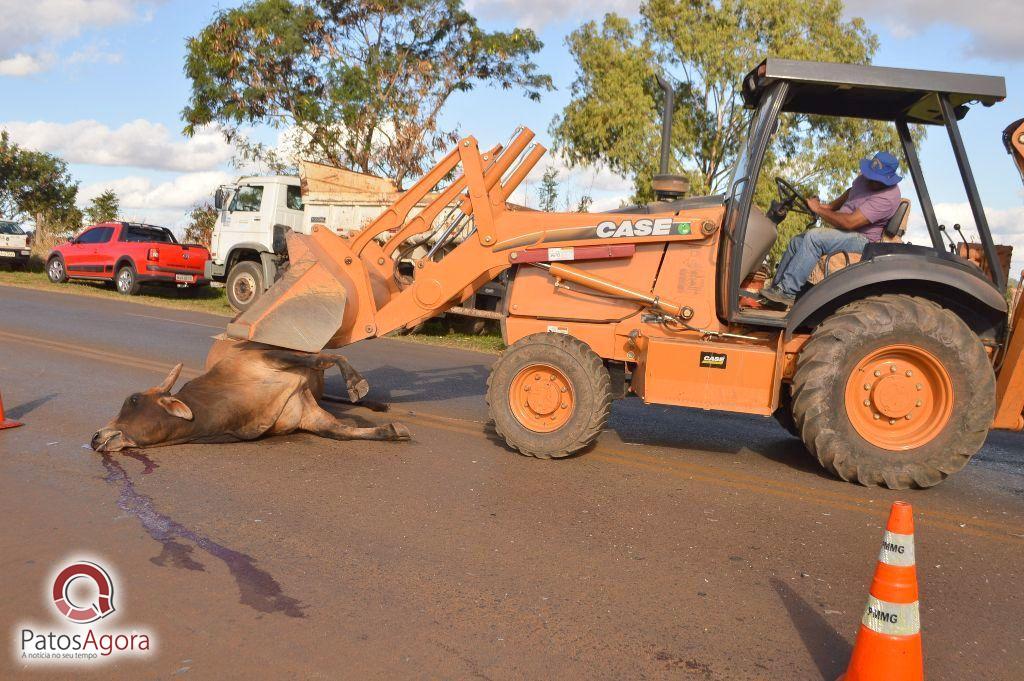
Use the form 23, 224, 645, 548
226, 228, 375, 353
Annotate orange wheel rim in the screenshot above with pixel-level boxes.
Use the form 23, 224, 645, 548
845, 344, 953, 451
509, 363, 575, 433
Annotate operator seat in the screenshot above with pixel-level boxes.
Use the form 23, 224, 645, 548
807, 198, 910, 285
740, 206, 780, 281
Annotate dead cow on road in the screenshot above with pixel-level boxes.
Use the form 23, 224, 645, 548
91, 344, 410, 451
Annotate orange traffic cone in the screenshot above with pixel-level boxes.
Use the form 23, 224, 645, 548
838, 501, 923, 680
0, 389, 23, 430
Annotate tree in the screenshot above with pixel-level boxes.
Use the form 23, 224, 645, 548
537, 167, 559, 212
0, 130, 81, 248
183, 203, 218, 247
183, 0, 553, 188
85, 190, 120, 225
552, 0, 901, 214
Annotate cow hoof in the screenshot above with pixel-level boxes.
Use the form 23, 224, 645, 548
389, 423, 411, 441
348, 378, 370, 402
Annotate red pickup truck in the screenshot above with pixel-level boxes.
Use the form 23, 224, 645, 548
47, 222, 209, 295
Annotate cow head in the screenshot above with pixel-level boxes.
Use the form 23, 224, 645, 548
91, 363, 194, 451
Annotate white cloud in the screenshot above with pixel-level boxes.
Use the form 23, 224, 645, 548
66, 43, 123, 66
463, 0, 639, 29
80, 171, 232, 227
0, 0, 158, 76
906, 202, 1024, 275
1, 119, 234, 172
505, 150, 631, 209
855, 0, 1024, 61
0, 52, 55, 76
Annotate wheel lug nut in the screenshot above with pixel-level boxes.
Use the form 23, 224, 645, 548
905, 414, 912, 420
863, 399, 871, 406
916, 384, 923, 391
889, 418, 896, 425
890, 365, 897, 373
534, 375, 540, 381
549, 376, 555, 381
874, 370, 882, 377
906, 370, 913, 377
560, 403, 568, 409
524, 386, 530, 392
560, 387, 567, 393
915, 400, 922, 407
863, 383, 871, 391
873, 413, 880, 420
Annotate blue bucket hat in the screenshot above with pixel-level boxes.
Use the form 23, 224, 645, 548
859, 151, 902, 186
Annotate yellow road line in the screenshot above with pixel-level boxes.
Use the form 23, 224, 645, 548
4, 328, 1021, 545
123, 311, 224, 330
0, 329, 202, 379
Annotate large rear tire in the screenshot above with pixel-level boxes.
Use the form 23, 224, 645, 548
487, 332, 612, 459
791, 294, 994, 489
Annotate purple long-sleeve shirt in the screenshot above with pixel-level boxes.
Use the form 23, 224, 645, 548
838, 175, 902, 242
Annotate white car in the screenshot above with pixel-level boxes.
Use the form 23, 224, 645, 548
0, 221, 31, 268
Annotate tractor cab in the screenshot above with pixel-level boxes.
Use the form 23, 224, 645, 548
721, 58, 1009, 338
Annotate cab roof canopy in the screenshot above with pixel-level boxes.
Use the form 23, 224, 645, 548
742, 58, 1006, 125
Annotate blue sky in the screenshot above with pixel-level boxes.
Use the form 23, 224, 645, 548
2, 0, 1023, 268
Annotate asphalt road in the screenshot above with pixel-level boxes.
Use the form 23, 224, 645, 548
1, 284, 1022, 680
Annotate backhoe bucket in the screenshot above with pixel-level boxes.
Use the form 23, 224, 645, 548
225, 228, 374, 353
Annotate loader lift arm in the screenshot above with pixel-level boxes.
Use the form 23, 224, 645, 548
224, 126, 718, 354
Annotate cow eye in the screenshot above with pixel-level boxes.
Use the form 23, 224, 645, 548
129, 395, 139, 407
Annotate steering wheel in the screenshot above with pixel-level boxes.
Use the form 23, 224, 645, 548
774, 177, 815, 217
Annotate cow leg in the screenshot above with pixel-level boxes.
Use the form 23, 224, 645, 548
322, 354, 369, 402
264, 348, 370, 403
296, 390, 410, 442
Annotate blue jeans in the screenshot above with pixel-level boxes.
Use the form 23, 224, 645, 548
772, 228, 869, 295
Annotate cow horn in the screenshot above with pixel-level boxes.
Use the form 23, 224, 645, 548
158, 363, 184, 393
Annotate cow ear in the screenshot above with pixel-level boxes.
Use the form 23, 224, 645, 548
157, 363, 183, 393
157, 396, 193, 421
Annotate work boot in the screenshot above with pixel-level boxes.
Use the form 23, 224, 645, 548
759, 286, 795, 309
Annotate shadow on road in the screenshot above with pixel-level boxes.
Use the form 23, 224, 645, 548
5, 392, 58, 420
350, 364, 491, 403
770, 577, 852, 680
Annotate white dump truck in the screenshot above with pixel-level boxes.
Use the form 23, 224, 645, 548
206, 162, 505, 327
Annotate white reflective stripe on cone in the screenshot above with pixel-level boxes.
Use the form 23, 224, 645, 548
877, 530, 915, 567
861, 595, 920, 636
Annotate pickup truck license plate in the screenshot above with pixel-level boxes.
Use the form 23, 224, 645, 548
0, 251, 14, 258
175, 273, 195, 283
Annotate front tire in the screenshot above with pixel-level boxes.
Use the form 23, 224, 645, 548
487, 332, 612, 459
226, 261, 263, 313
791, 294, 994, 489
115, 265, 140, 295
47, 257, 68, 283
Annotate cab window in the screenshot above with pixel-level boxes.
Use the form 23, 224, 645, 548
77, 227, 114, 244
230, 185, 264, 212
286, 185, 304, 211
0, 221, 26, 235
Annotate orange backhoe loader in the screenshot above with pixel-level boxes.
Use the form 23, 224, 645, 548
215, 58, 1024, 490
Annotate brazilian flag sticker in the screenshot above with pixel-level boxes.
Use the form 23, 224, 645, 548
674, 221, 691, 235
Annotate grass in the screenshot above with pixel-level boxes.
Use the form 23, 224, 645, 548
0, 268, 505, 354
0, 269, 234, 315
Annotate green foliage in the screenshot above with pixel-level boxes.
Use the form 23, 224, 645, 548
85, 190, 120, 225
538, 167, 560, 212
0, 131, 80, 234
576, 194, 593, 212
183, 0, 553, 187
552, 0, 904, 214
183, 203, 218, 247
